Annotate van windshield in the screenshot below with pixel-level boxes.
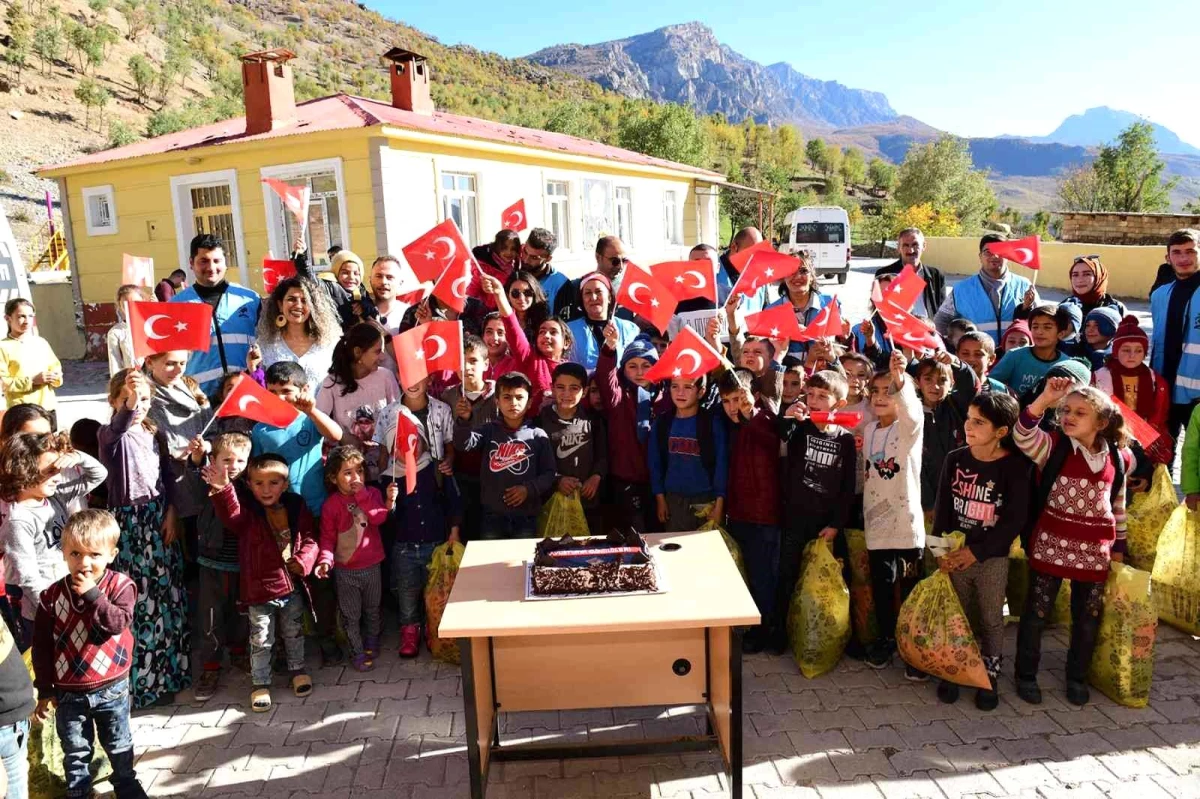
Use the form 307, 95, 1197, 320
794, 222, 846, 244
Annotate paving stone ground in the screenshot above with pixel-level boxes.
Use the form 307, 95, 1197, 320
90, 615, 1200, 799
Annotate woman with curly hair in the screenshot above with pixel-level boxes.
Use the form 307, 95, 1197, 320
256, 277, 342, 391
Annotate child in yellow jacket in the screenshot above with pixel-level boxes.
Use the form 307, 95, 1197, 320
0, 299, 62, 428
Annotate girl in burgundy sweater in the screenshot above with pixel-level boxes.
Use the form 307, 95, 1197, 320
1013, 377, 1133, 708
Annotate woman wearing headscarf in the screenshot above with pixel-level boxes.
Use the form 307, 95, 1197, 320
1059, 256, 1126, 318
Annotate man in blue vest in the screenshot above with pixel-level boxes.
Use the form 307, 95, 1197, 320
171, 233, 261, 397
1151, 228, 1200, 451
933, 233, 1038, 345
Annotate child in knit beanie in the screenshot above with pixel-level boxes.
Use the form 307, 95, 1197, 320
1094, 315, 1172, 467
1081, 307, 1123, 370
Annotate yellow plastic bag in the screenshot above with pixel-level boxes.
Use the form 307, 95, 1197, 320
1151, 504, 1200, 634
696, 503, 749, 584
423, 540, 465, 664
896, 533, 992, 689
787, 539, 851, 679
1125, 464, 1176, 572
845, 528, 878, 645
1088, 563, 1157, 708
537, 491, 590, 538
1006, 540, 1071, 625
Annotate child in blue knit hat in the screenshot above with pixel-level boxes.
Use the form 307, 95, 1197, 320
1082, 306, 1122, 370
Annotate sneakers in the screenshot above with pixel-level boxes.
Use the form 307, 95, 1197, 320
363, 636, 381, 660
351, 653, 375, 672
399, 624, 421, 658
1065, 680, 1090, 706
904, 664, 929, 683
865, 642, 891, 670
194, 669, 221, 703
936, 680, 960, 704
1016, 678, 1042, 705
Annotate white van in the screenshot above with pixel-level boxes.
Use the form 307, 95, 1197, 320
781, 206, 851, 285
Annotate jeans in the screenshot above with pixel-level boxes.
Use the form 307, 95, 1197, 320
726, 521, 780, 628
0, 718, 29, 799
197, 566, 247, 670
56, 678, 146, 799
478, 512, 537, 540
662, 493, 715, 533
392, 541, 439, 626
248, 591, 306, 687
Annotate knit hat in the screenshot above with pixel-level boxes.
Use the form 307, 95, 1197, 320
1044, 357, 1092, 388
1000, 320, 1032, 350
1109, 314, 1149, 352
1056, 302, 1083, 336
579, 271, 613, 298
620, 334, 659, 368
330, 250, 364, 273
1085, 306, 1122, 339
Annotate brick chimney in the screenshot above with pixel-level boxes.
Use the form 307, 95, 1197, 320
383, 48, 434, 115
240, 48, 297, 135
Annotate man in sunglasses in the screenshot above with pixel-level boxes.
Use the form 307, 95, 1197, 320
555, 236, 637, 324
932, 233, 1037, 343
874, 227, 947, 320
518, 228, 568, 311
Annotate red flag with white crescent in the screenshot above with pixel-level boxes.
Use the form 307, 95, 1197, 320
808, 300, 844, 340
985, 235, 1041, 271
652, 260, 718, 303
881, 264, 927, 313
262, 257, 297, 295
393, 408, 421, 495
431, 254, 473, 314
127, 301, 212, 359
261, 178, 311, 228
393, 320, 464, 390
213, 373, 300, 428
729, 248, 802, 299
642, 327, 723, 383
401, 219, 473, 284
743, 302, 809, 342
500, 199, 528, 232
614, 264, 677, 334
884, 302, 942, 352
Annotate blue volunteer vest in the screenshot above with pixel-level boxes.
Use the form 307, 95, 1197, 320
566, 315, 639, 371
765, 292, 835, 357
1150, 280, 1200, 403
172, 283, 261, 397
952, 273, 1031, 344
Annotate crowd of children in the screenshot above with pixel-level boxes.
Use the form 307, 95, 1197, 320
0, 224, 1191, 797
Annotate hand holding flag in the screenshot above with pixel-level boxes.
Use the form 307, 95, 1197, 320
642, 327, 725, 383
393, 320, 464, 390
615, 264, 677, 334
127, 301, 213, 358
214, 374, 301, 429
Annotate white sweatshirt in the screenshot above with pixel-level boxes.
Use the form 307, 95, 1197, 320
862, 375, 925, 551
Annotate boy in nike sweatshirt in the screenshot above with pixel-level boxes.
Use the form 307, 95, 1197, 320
453, 371, 557, 539
538, 362, 608, 534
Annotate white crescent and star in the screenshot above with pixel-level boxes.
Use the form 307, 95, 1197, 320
432, 236, 458, 266
1013, 247, 1033, 263
628, 282, 651, 305
406, 433, 418, 452
505, 210, 524, 228
142, 314, 172, 340
424, 334, 449, 361
678, 348, 702, 375
237, 394, 261, 412
684, 270, 706, 289
451, 275, 470, 300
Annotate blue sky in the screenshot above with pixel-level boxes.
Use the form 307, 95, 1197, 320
378, 0, 1199, 146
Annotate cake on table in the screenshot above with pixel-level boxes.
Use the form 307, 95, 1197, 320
530, 528, 658, 596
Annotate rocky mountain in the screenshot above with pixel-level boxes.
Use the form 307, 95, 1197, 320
526, 22, 897, 129
1032, 106, 1200, 157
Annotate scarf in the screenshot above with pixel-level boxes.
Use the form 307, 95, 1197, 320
1104, 358, 1156, 419
1073, 258, 1109, 308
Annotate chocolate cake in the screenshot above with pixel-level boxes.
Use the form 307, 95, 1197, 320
531, 528, 658, 596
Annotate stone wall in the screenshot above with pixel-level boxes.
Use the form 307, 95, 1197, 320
1060, 212, 1200, 246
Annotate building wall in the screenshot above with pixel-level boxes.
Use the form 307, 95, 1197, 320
1060, 212, 1200, 246
922, 236, 1164, 299
29, 279, 85, 360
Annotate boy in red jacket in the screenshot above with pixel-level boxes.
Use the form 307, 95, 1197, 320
204, 453, 319, 712
717, 369, 781, 654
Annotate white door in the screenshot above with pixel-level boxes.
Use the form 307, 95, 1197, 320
170, 170, 248, 286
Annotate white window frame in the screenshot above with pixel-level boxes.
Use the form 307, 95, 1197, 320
81, 185, 117, 236
437, 170, 481, 248
260, 158, 350, 266
169, 168, 248, 286
545, 179, 572, 252
664, 189, 681, 245
615, 186, 633, 245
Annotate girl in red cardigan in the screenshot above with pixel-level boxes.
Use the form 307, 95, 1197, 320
479, 272, 571, 416
1013, 377, 1133, 708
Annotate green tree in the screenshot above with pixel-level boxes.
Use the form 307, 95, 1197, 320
895, 134, 996, 232
32, 25, 62, 75
127, 53, 155, 104
867, 158, 898, 192
118, 0, 151, 40
805, 137, 826, 171
74, 76, 102, 128
543, 102, 602, 141
108, 118, 138, 147
3, 5, 33, 85
617, 104, 709, 168
1056, 164, 1105, 212
65, 21, 102, 74
840, 147, 866, 185
1092, 122, 1178, 212
88, 0, 110, 15
818, 145, 843, 179
824, 174, 845, 199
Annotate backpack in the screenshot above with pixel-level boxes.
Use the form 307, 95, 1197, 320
1021, 433, 1126, 550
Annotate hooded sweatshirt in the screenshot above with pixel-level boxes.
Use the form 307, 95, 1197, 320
595, 337, 665, 485
537, 403, 608, 509
148, 378, 214, 519
452, 419, 557, 517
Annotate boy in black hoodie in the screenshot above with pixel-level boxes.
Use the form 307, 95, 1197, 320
912, 352, 979, 516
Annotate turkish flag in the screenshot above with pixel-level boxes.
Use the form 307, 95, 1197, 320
402, 219, 473, 284
809, 411, 864, 427
262, 258, 296, 295
743, 302, 809, 342
729, 249, 802, 299
881, 264, 927, 313
127, 301, 212, 358
122, 254, 154, 288
500, 199, 528, 233
1112, 397, 1162, 449
985, 235, 1041, 271
615, 264, 677, 334
393, 320, 463, 390
642, 327, 723, 383
214, 374, 300, 429
431, 254, 472, 314
808, 300, 843, 339
653, 260, 717, 303
262, 178, 311, 228
886, 305, 941, 351
393, 409, 421, 495
727, 240, 776, 272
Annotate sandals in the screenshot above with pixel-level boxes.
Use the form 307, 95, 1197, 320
291, 672, 313, 697
351, 653, 375, 673
250, 688, 272, 712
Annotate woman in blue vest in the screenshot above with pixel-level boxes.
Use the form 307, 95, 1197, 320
764, 257, 836, 358
565, 272, 639, 371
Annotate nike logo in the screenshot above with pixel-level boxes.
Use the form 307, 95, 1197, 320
556, 439, 587, 460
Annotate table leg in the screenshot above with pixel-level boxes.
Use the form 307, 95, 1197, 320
459, 637, 496, 799
706, 626, 744, 799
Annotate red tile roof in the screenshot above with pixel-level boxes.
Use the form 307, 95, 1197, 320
40, 94, 723, 180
